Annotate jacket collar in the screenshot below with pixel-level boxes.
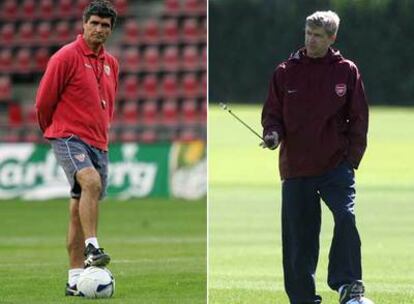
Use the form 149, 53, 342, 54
76, 34, 105, 59
289, 47, 342, 64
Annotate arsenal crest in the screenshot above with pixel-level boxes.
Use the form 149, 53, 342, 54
74, 153, 86, 162
104, 64, 110, 76
335, 84, 347, 97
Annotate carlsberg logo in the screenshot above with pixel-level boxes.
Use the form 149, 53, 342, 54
0, 144, 158, 199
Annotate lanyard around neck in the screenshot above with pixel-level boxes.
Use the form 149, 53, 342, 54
87, 56, 104, 85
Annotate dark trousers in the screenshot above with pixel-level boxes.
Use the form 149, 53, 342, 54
281, 162, 362, 304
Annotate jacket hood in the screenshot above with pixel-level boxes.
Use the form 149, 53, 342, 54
288, 47, 343, 64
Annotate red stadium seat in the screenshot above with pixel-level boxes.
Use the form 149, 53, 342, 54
0, 23, 15, 45
182, 45, 199, 71
140, 129, 157, 142
179, 128, 197, 141
3, 129, 20, 142
25, 105, 38, 126
18, 22, 34, 45
181, 73, 199, 98
56, 21, 71, 43
161, 74, 178, 98
161, 99, 178, 124
37, 22, 52, 45
181, 99, 197, 122
122, 74, 139, 101
201, 98, 206, 121
0, 49, 13, 73
143, 47, 160, 71
0, 76, 12, 101
15, 48, 32, 72
34, 48, 50, 72
202, 45, 207, 69
142, 74, 158, 99
114, 0, 128, 16
162, 46, 179, 71
107, 46, 121, 62
39, 0, 54, 19
182, 18, 199, 43
122, 19, 139, 44
142, 20, 160, 44
164, 0, 180, 15
201, 17, 207, 38
8, 103, 22, 127
77, 0, 89, 16
184, 0, 199, 14
200, 72, 207, 97
142, 100, 158, 125
122, 100, 139, 125
120, 128, 138, 142
21, 0, 36, 19
57, 0, 73, 18
162, 19, 179, 43
2, 0, 18, 20
74, 20, 83, 35
24, 129, 41, 142
122, 48, 140, 72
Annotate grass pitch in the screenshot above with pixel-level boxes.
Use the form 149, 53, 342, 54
0, 198, 206, 303
208, 105, 414, 304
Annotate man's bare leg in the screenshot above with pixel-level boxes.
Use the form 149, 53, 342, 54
66, 198, 85, 295
76, 167, 101, 239
76, 167, 110, 267
68, 198, 85, 268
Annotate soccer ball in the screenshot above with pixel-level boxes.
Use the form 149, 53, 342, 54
346, 297, 374, 304
77, 267, 115, 298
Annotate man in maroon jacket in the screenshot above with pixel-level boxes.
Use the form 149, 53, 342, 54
35, 0, 118, 297
261, 11, 371, 304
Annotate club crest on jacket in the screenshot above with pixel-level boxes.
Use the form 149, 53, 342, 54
74, 153, 86, 162
335, 83, 347, 97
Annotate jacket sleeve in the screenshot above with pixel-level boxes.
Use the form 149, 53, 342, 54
261, 66, 285, 139
35, 56, 69, 133
346, 65, 369, 169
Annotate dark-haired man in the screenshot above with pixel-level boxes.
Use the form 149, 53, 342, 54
261, 10, 372, 304
35, 0, 119, 296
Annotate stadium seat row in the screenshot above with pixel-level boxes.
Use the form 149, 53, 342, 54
3, 98, 206, 133
0, 48, 49, 73
116, 98, 206, 125
118, 45, 206, 73
0, 21, 79, 47
0, 125, 204, 143
0, 0, 128, 21
0, 45, 206, 74
120, 73, 206, 100
163, 0, 206, 16
122, 17, 206, 44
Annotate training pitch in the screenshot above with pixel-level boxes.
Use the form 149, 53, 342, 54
209, 104, 414, 304
0, 198, 206, 303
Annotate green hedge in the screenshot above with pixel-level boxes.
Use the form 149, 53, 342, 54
209, 0, 414, 105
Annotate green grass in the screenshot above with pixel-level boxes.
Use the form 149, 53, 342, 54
208, 105, 414, 304
0, 198, 206, 303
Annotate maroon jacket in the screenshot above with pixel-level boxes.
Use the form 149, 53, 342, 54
261, 48, 368, 179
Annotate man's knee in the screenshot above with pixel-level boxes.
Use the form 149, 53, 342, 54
76, 167, 102, 195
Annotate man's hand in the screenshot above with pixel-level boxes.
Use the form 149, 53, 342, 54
260, 131, 279, 150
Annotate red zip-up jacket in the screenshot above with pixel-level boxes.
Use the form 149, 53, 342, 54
35, 35, 119, 151
261, 48, 368, 179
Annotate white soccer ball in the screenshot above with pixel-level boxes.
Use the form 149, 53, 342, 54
77, 267, 115, 298
346, 297, 374, 304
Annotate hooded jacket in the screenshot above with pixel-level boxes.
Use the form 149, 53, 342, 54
261, 48, 368, 179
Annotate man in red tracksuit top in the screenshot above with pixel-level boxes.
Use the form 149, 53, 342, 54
35, 0, 118, 297
261, 11, 372, 304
